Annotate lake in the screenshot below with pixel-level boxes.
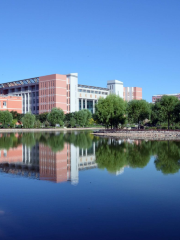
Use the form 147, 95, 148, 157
0, 131, 180, 240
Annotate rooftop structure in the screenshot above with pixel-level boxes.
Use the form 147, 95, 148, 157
0, 73, 142, 114
152, 93, 180, 102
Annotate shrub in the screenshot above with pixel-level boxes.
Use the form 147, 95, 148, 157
70, 118, 76, 127
21, 112, 36, 128
34, 120, 41, 128
44, 120, 50, 127
47, 108, 65, 126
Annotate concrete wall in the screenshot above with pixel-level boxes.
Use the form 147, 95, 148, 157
0, 95, 22, 113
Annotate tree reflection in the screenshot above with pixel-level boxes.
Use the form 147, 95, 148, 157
154, 141, 180, 174
127, 141, 152, 168
0, 133, 22, 150
96, 140, 152, 173
96, 140, 128, 173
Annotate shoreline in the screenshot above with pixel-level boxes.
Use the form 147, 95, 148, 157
93, 130, 180, 140
0, 127, 104, 133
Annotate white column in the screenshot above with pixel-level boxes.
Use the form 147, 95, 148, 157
25, 94, 26, 114
28, 93, 30, 112
93, 100, 95, 114
85, 99, 87, 109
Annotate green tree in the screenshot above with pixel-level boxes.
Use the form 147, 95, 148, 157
174, 101, 180, 123
38, 112, 49, 122
95, 94, 126, 129
158, 95, 179, 129
21, 112, 36, 128
150, 101, 163, 126
70, 117, 76, 127
34, 120, 41, 128
0, 111, 13, 125
47, 108, 65, 126
10, 111, 22, 121
127, 100, 150, 128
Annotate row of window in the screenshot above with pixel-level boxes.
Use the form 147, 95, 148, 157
78, 89, 108, 95
40, 81, 55, 88
40, 89, 55, 95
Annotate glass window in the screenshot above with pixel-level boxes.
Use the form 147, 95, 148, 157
99, 91, 101, 94
3, 101, 6, 106
78, 89, 82, 92
79, 99, 81, 110
95, 91, 98, 94
91, 91, 94, 93
87, 90, 90, 93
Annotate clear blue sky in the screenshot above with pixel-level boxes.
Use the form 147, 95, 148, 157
0, 0, 179, 102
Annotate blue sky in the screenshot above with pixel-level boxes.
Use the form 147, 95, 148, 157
0, 0, 179, 102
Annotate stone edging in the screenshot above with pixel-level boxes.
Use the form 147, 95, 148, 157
93, 130, 180, 140
0, 127, 104, 133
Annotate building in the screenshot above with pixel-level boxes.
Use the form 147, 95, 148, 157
0, 95, 22, 113
0, 73, 142, 114
152, 93, 180, 103
123, 87, 142, 101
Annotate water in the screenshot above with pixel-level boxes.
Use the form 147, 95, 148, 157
0, 131, 180, 240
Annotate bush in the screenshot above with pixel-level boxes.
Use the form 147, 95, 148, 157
21, 112, 36, 128
16, 125, 22, 128
44, 120, 50, 127
34, 120, 41, 128
3, 124, 9, 128
47, 108, 65, 126
70, 118, 76, 127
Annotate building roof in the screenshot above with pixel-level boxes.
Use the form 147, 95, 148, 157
0, 77, 39, 89
78, 84, 109, 91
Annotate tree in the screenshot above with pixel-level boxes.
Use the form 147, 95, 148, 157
0, 111, 13, 125
10, 111, 22, 121
47, 108, 65, 126
38, 112, 49, 122
21, 112, 36, 128
34, 120, 41, 128
70, 117, 76, 127
174, 101, 180, 123
95, 94, 126, 129
127, 100, 150, 128
158, 95, 179, 129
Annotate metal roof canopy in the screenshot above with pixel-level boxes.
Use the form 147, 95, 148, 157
0, 77, 39, 89
78, 84, 109, 91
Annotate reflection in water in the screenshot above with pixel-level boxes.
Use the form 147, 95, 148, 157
0, 132, 98, 185
0, 132, 180, 184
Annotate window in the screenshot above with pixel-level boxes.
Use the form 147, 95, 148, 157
87, 90, 90, 93
83, 90, 86, 93
99, 91, 101, 94
91, 91, 94, 93
95, 91, 98, 94
78, 89, 82, 92
3, 101, 6, 107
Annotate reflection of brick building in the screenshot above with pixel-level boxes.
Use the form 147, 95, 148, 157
0, 145, 23, 163
39, 144, 71, 183
0, 139, 97, 184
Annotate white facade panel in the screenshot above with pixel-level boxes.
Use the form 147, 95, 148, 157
68, 73, 78, 112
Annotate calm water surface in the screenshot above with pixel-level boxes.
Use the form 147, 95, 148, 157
0, 131, 180, 240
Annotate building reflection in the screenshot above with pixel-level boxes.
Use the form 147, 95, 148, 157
0, 142, 97, 185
